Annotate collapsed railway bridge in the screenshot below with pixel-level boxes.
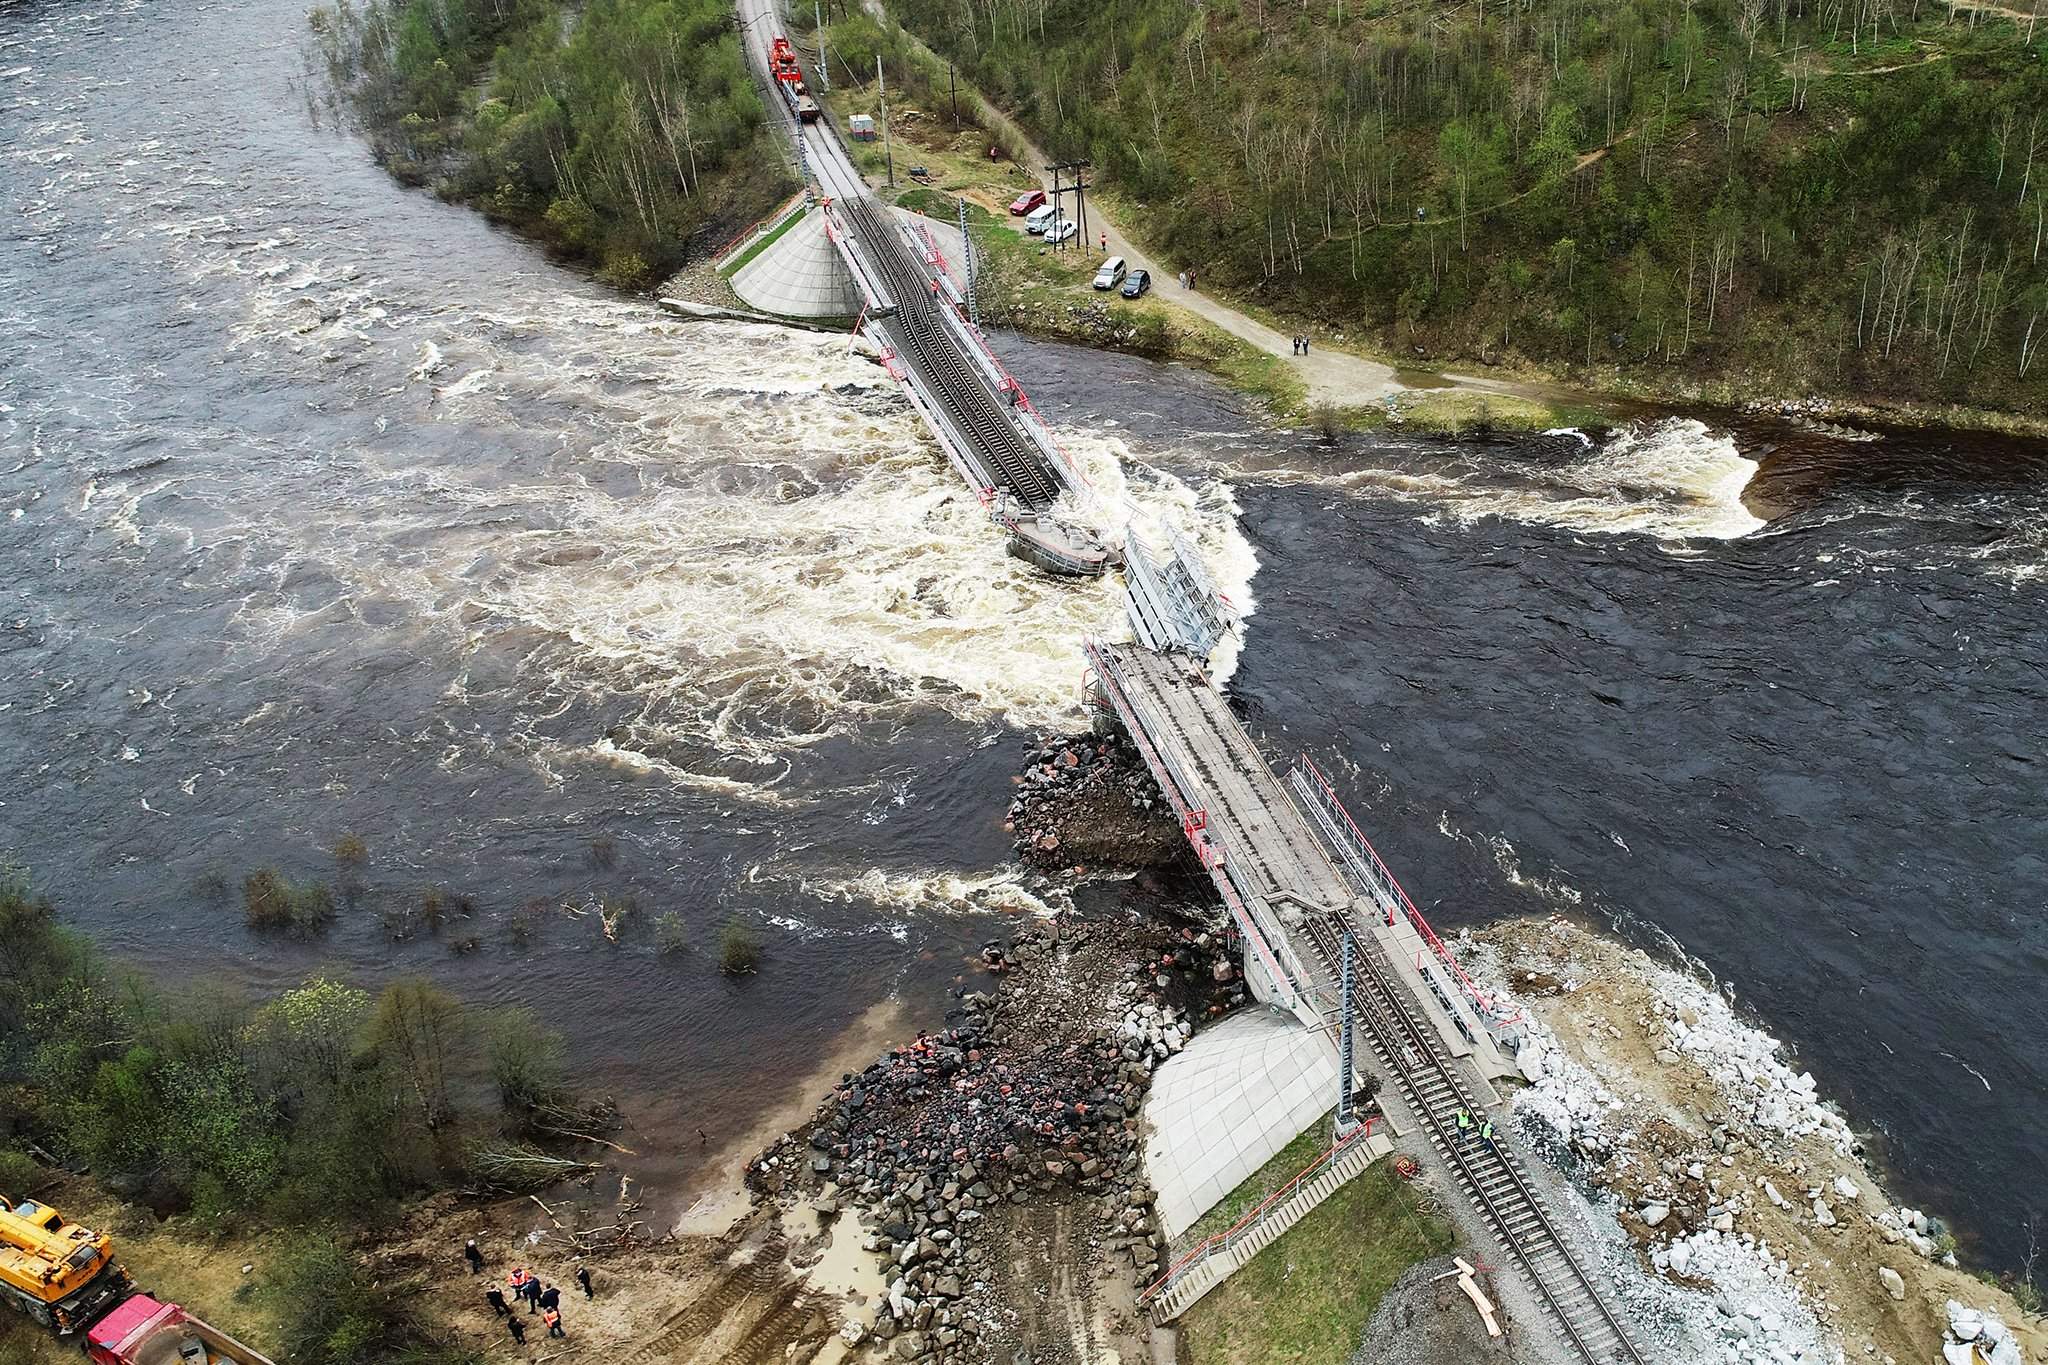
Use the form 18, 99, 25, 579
732, 10, 1648, 1361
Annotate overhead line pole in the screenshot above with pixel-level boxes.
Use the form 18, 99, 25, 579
814, 0, 828, 91
958, 197, 980, 328
878, 55, 895, 187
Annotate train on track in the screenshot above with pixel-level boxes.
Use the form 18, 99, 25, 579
768, 37, 820, 123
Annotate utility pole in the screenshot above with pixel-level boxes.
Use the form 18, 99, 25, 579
1048, 158, 1091, 253
950, 62, 959, 131
958, 197, 980, 328
1048, 162, 1063, 251
877, 56, 894, 187
814, 0, 828, 92
1336, 930, 1359, 1139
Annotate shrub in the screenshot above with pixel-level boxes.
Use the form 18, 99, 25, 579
267, 1234, 468, 1365
289, 882, 337, 937
0, 1148, 41, 1195
598, 250, 651, 290
718, 918, 762, 976
242, 871, 336, 938
655, 912, 688, 956
484, 1007, 565, 1117
243, 869, 293, 930
332, 833, 368, 865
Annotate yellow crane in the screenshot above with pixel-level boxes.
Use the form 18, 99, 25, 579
0, 1193, 129, 1333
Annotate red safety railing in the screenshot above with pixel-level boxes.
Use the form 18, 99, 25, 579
710, 192, 808, 268
1294, 754, 1523, 1029
1140, 1117, 1379, 1306
1085, 643, 1295, 1004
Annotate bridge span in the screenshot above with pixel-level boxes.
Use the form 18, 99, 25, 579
733, 13, 1647, 1362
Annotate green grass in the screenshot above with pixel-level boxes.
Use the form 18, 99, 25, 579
895, 187, 996, 224
1178, 1159, 1453, 1365
718, 203, 808, 277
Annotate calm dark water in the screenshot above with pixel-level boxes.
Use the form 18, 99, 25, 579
1002, 340, 2048, 1273
5, 0, 2045, 1277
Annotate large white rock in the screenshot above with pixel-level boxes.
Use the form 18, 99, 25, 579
1812, 1199, 1837, 1228
1946, 1301, 1984, 1341
1832, 1175, 1859, 1201
1641, 1203, 1671, 1228
1877, 1266, 1905, 1301
1942, 1343, 1979, 1365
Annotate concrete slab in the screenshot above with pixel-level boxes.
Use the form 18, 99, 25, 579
729, 204, 862, 319
1142, 1006, 1339, 1240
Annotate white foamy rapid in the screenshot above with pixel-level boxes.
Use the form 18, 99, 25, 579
1269, 417, 1766, 542
1051, 427, 1262, 682
10, 79, 1256, 806
794, 865, 1071, 919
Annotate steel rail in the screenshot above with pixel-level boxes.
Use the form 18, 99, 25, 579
836, 193, 1060, 507
1297, 915, 1648, 1365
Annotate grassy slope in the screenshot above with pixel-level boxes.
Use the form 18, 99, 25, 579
881, 0, 2048, 418
718, 201, 810, 277
1178, 1158, 1453, 1365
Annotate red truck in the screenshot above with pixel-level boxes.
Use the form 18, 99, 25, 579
85, 1294, 275, 1365
768, 37, 820, 123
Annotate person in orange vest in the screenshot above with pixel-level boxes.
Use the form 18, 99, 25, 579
543, 1306, 566, 1338
506, 1267, 527, 1300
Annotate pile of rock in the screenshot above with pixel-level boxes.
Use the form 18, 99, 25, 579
750, 921, 1236, 1363
1007, 733, 1180, 871
1940, 1299, 2023, 1365
1870, 1204, 1947, 1261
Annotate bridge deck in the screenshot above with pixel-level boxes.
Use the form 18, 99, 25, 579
1109, 647, 1350, 912
1094, 643, 1516, 1088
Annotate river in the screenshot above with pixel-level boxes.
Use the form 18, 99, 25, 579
4, 0, 2044, 1276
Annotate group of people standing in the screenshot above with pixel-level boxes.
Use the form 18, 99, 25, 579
465, 1238, 592, 1349
1291, 334, 1314, 356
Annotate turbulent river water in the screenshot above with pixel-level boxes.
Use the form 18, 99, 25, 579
5, 0, 2045, 1274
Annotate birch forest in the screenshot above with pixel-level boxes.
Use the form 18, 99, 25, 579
891, 0, 2048, 409
310, 0, 793, 284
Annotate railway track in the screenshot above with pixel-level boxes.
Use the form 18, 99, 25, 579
743, 9, 1063, 511
1299, 915, 1649, 1365
1088, 640, 1646, 1364
834, 192, 1061, 508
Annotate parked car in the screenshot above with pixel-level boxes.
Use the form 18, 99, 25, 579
1120, 268, 1151, 299
1009, 189, 1047, 215
1092, 256, 1127, 290
1045, 217, 1078, 244
1024, 204, 1058, 234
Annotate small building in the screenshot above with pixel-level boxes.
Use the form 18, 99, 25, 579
849, 113, 876, 141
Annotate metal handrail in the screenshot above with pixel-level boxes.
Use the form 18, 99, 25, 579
1139, 1117, 1379, 1306
1083, 643, 1310, 1015
1289, 756, 1524, 1036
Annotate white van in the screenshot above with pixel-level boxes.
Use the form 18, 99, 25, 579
1092, 256, 1127, 290
1024, 203, 1058, 234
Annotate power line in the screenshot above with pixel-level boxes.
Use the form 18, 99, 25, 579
1047, 158, 1092, 253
